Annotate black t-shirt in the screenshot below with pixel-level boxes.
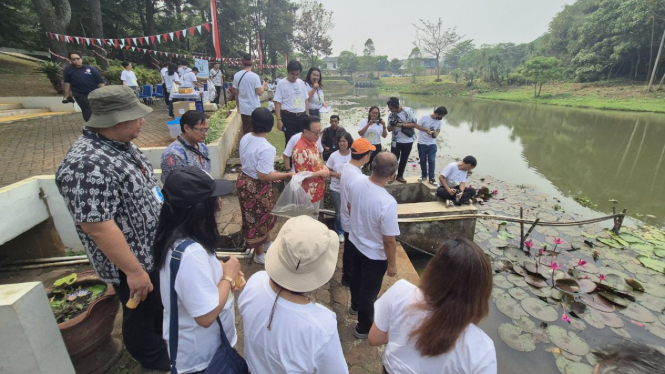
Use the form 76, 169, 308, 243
63, 64, 105, 95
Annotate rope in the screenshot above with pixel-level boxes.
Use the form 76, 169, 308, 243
396, 238, 435, 257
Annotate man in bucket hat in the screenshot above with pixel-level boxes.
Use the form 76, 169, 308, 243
238, 215, 348, 374
55, 85, 170, 370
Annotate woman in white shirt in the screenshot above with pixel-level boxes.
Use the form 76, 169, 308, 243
369, 238, 496, 374
358, 106, 387, 170
237, 107, 294, 265
238, 215, 348, 374
325, 132, 354, 241
120, 61, 139, 94
153, 167, 245, 374
305, 67, 327, 117
165, 62, 182, 119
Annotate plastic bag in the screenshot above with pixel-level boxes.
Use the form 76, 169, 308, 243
271, 171, 319, 218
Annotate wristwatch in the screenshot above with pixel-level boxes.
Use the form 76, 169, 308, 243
222, 276, 236, 287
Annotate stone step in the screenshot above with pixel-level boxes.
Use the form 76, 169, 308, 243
0, 108, 50, 118
223, 172, 239, 194
0, 111, 68, 123
0, 103, 23, 111
217, 194, 244, 249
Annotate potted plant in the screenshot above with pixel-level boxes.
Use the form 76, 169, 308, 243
48, 270, 122, 374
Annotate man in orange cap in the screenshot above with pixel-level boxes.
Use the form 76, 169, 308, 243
339, 138, 375, 286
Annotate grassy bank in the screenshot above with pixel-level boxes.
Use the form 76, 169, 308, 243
377, 75, 665, 113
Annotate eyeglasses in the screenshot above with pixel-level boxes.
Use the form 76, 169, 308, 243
305, 129, 322, 136
71, 57, 82, 61
192, 127, 210, 134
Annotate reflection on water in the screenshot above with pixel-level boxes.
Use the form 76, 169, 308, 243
329, 88, 665, 228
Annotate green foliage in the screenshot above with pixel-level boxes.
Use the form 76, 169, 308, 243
49, 273, 107, 323
337, 51, 359, 75
53, 273, 78, 287
523, 56, 561, 96
389, 58, 402, 73
294, 0, 334, 67
363, 38, 375, 57
34, 61, 65, 94
375, 55, 389, 71
102, 65, 161, 85
406, 47, 424, 83
206, 100, 236, 144
445, 40, 475, 70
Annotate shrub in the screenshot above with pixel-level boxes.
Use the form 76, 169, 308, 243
35, 61, 64, 94
102, 65, 161, 85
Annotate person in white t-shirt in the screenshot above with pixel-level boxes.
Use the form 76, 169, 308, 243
232, 54, 266, 134
347, 152, 400, 339
209, 63, 223, 105
177, 61, 192, 78
358, 106, 387, 170
417, 106, 448, 185
182, 67, 202, 89
160, 61, 168, 96
238, 107, 295, 265
437, 156, 477, 206
153, 167, 245, 374
238, 215, 348, 374
386, 97, 431, 183
282, 130, 323, 171
274, 60, 309, 145
304, 67, 327, 117
120, 61, 139, 94
164, 63, 182, 119
339, 138, 375, 286
267, 97, 275, 113
325, 132, 354, 241
369, 238, 496, 374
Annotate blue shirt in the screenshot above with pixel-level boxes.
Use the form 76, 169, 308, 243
63, 64, 104, 95
160, 136, 211, 182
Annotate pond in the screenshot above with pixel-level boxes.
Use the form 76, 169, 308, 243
324, 87, 665, 374
326, 87, 665, 229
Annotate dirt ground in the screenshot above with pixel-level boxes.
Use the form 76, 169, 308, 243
0, 54, 59, 97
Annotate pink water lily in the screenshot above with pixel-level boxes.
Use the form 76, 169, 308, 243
577, 259, 587, 268
553, 237, 564, 245
599, 274, 607, 282
525, 240, 534, 249
550, 262, 562, 271
562, 313, 571, 323
492, 189, 498, 194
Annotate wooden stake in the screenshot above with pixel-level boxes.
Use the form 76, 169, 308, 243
523, 218, 541, 242
520, 207, 525, 251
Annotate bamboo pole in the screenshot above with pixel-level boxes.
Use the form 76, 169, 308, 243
519, 207, 525, 250
398, 213, 622, 227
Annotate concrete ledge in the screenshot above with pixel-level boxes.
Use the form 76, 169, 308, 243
0, 97, 81, 113
398, 201, 477, 218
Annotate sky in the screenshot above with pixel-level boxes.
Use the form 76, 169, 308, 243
318, 0, 575, 59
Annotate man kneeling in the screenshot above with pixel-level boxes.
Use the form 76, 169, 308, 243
437, 156, 477, 206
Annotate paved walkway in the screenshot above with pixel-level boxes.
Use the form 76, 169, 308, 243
0, 101, 174, 188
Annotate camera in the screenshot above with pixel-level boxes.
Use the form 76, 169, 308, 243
429, 126, 436, 137
389, 117, 401, 127
375, 118, 382, 123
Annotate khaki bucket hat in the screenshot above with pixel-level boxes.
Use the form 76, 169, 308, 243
86, 85, 153, 128
265, 215, 339, 293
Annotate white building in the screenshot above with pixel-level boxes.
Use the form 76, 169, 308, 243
322, 56, 337, 71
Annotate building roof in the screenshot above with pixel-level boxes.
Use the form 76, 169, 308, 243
322, 56, 337, 62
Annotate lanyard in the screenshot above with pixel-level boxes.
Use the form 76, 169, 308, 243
177, 137, 210, 162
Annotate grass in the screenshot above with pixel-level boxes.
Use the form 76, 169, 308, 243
377, 75, 492, 96
0, 53, 58, 96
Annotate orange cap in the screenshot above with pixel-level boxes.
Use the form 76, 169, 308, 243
351, 138, 377, 154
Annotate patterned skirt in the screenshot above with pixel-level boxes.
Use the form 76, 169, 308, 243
236, 171, 277, 249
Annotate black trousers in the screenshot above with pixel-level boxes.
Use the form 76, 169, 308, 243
391, 142, 414, 178
72, 92, 92, 122
368, 144, 382, 170
113, 270, 170, 370
214, 85, 222, 104
342, 232, 353, 285
436, 185, 476, 204
349, 239, 387, 334
281, 111, 306, 146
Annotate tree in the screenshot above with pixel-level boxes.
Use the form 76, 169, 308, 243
358, 55, 375, 73
389, 58, 402, 73
294, 0, 334, 68
88, 0, 108, 69
337, 50, 358, 75
375, 55, 389, 72
363, 38, 375, 56
406, 47, 423, 83
249, 0, 297, 78
413, 18, 462, 81
0, 0, 41, 49
31, 0, 71, 58
523, 56, 561, 97
446, 39, 475, 69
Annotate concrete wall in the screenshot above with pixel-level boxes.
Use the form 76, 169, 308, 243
0, 97, 81, 113
142, 109, 241, 179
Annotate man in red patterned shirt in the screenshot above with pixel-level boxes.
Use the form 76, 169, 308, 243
293, 116, 330, 203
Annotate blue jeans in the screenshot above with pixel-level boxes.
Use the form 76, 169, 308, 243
418, 143, 437, 179
330, 190, 344, 235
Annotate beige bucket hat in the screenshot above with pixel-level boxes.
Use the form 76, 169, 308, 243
86, 85, 153, 128
265, 215, 339, 293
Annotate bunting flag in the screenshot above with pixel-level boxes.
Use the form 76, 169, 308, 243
210, 0, 221, 59
256, 31, 263, 70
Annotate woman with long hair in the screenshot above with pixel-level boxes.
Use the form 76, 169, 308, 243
304, 67, 327, 117
325, 131, 354, 241
165, 62, 181, 119
154, 167, 245, 374
357, 106, 387, 170
237, 107, 294, 264
369, 238, 496, 374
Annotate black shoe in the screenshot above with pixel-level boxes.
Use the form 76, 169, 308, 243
341, 278, 350, 288
396, 176, 407, 183
354, 328, 368, 339
349, 307, 358, 315
429, 179, 436, 185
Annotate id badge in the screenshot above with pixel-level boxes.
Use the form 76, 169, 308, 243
152, 185, 164, 203
293, 95, 304, 109
391, 140, 396, 148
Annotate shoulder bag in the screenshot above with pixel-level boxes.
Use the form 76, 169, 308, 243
169, 240, 249, 374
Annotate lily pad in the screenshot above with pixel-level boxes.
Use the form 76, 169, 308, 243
660, 314, 665, 325
619, 233, 645, 244
507, 274, 528, 288
556, 278, 580, 293
508, 287, 530, 300
512, 316, 536, 332
588, 309, 624, 328
53, 273, 78, 287
611, 327, 631, 339
579, 294, 615, 313
513, 265, 528, 277
642, 282, 665, 298
493, 274, 512, 289
494, 259, 514, 273
625, 278, 645, 293
547, 325, 590, 356
497, 323, 536, 352
550, 289, 564, 301
555, 354, 576, 374
504, 247, 528, 262
569, 317, 586, 331
491, 287, 505, 299
619, 303, 657, 323
583, 313, 605, 329
523, 260, 539, 274
630, 243, 655, 254
655, 248, 665, 258
562, 351, 582, 362
597, 238, 622, 249
586, 353, 599, 366
577, 279, 597, 293
597, 292, 629, 307
635, 292, 665, 313
525, 274, 548, 288
521, 297, 558, 322
622, 261, 650, 275
495, 294, 528, 320
564, 362, 593, 374
528, 285, 552, 298
646, 322, 665, 339
569, 301, 587, 316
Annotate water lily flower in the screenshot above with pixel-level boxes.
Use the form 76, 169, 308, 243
66, 293, 77, 301
599, 274, 607, 282
553, 238, 564, 245
562, 313, 571, 323
75, 289, 91, 297
576, 259, 587, 268
550, 262, 561, 271
525, 240, 534, 249
492, 189, 498, 195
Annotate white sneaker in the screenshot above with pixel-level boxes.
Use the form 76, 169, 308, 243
263, 241, 272, 253
253, 253, 266, 265
339, 234, 345, 243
